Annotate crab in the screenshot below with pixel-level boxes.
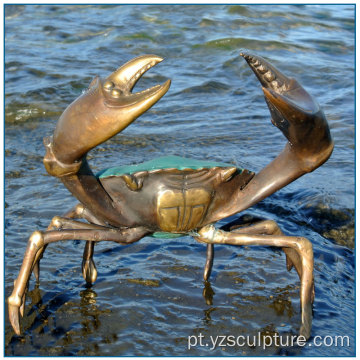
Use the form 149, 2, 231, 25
8, 51, 333, 339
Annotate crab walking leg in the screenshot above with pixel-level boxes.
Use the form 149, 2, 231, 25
20, 218, 61, 317
32, 217, 116, 284
229, 219, 314, 302
196, 225, 314, 339
8, 226, 150, 335
63, 203, 107, 226
63, 203, 108, 284
82, 241, 96, 283
9, 231, 46, 335
32, 203, 106, 283
229, 220, 302, 277
227, 219, 283, 234
203, 244, 214, 281
222, 219, 299, 272
31, 216, 140, 285
32, 217, 63, 283
50, 213, 109, 284
201, 219, 312, 300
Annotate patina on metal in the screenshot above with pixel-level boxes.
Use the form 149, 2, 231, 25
8, 52, 333, 339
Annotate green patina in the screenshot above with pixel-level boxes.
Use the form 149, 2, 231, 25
97, 155, 240, 179
150, 231, 185, 239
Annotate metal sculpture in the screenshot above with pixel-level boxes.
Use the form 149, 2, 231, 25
8, 52, 333, 339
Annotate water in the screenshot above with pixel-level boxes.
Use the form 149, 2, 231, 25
4, 4, 355, 356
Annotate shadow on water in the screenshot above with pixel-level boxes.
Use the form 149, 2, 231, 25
4, 4, 355, 357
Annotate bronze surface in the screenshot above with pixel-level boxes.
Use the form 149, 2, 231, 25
8, 52, 333, 339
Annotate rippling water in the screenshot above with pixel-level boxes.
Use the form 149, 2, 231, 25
4, 4, 355, 356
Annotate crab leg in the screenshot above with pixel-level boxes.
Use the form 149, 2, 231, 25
200, 218, 314, 301
221, 217, 301, 278
228, 218, 314, 300
196, 224, 314, 339
47, 214, 108, 284
220, 217, 305, 290
64, 203, 107, 226
14, 216, 113, 330
8, 225, 150, 335
32, 204, 106, 284
203, 244, 214, 281
62, 203, 108, 284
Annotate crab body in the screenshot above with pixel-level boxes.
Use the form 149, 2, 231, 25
96, 155, 254, 233
8, 52, 333, 340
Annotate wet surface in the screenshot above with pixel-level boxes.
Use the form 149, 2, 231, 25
4, 4, 355, 356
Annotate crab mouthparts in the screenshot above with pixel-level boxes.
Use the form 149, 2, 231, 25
101, 54, 171, 107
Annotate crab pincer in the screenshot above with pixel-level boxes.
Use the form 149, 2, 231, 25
44, 55, 171, 176
240, 51, 333, 171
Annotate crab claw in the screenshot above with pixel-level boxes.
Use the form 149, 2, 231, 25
44, 55, 171, 176
240, 51, 333, 172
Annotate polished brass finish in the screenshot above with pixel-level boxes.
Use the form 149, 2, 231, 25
43, 136, 82, 177
8, 52, 333, 339
157, 187, 211, 232
154, 168, 233, 232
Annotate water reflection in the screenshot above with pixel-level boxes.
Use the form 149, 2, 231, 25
79, 288, 100, 333
202, 281, 215, 305
5, 3, 355, 356
269, 288, 295, 319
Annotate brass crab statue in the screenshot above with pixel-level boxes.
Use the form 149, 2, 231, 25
8, 52, 333, 339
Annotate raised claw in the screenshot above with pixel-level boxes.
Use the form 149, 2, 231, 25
240, 50, 333, 172
44, 55, 171, 175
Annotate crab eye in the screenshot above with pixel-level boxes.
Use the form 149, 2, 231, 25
111, 88, 122, 98
103, 80, 115, 91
